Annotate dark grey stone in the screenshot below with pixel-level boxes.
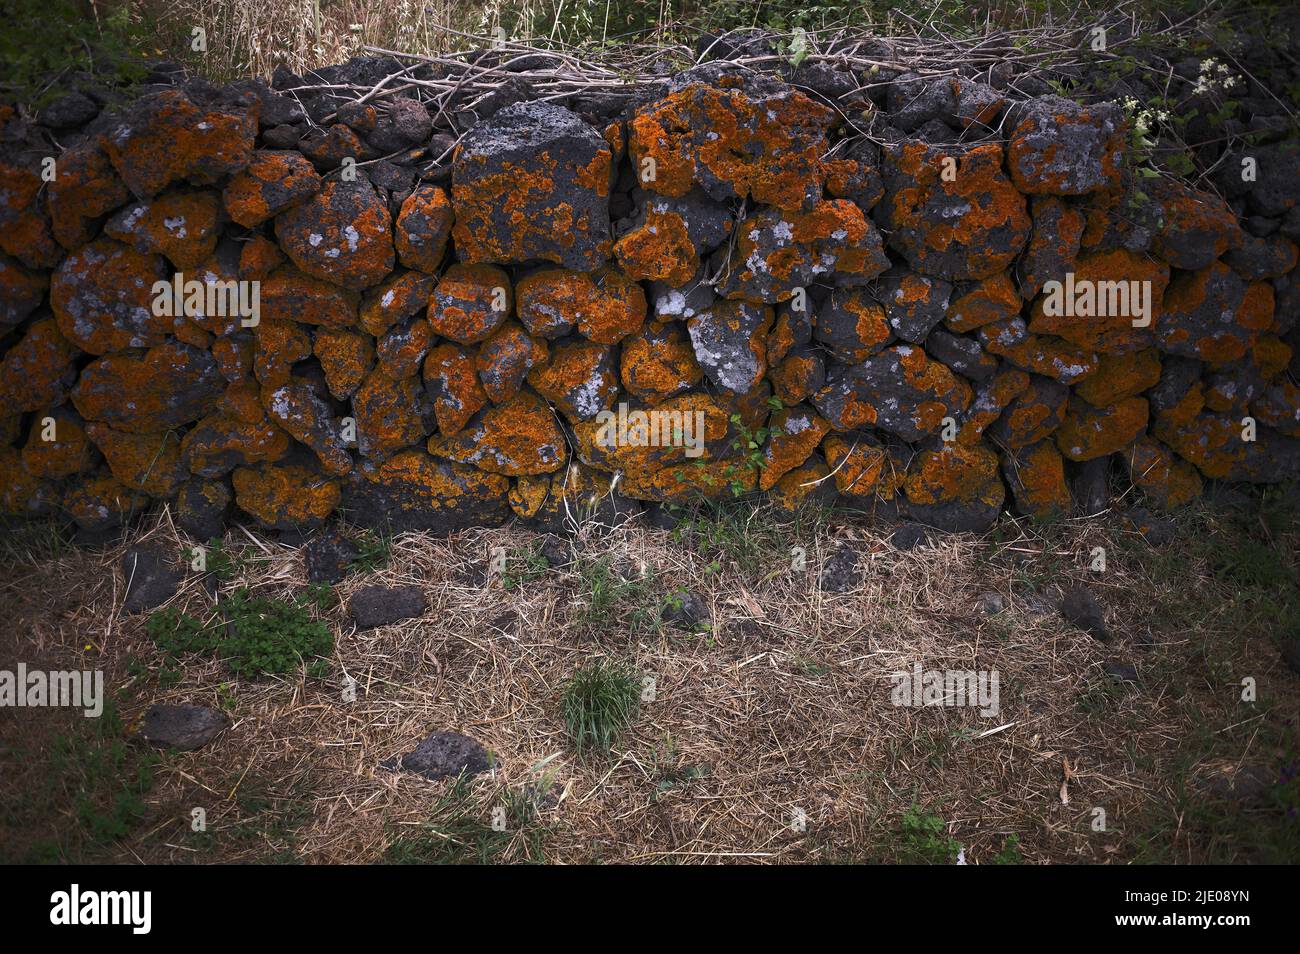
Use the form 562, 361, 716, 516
350, 584, 426, 629
304, 530, 359, 584
1060, 587, 1109, 641
819, 548, 862, 593
393, 730, 491, 780
140, 704, 229, 751
122, 545, 185, 614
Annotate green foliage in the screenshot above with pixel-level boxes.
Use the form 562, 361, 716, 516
991, 834, 1024, 865
575, 555, 658, 631
383, 776, 548, 864
899, 804, 961, 864
348, 530, 391, 574
0, 0, 149, 107
39, 699, 157, 855
147, 588, 333, 678
561, 658, 642, 756
502, 542, 550, 591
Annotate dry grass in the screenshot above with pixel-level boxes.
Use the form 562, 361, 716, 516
2, 490, 1297, 865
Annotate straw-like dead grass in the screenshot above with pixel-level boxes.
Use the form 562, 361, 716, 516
1, 493, 1297, 864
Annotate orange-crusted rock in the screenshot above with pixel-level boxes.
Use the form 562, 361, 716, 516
1224, 233, 1298, 281
274, 179, 394, 290
986, 374, 1069, 449
825, 144, 885, 210
619, 456, 757, 503
822, 434, 907, 502
181, 411, 291, 477
1027, 249, 1168, 353
85, 424, 188, 497
343, 449, 510, 533
814, 289, 892, 362
429, 390, 566, 476
944, 273, 1021, 333
1001, 440, 1072, 518
238, 234, 285, 280
759, 405, 831, 491
1006, 96, 1124, 195
767, 302, 811, 366
1156, 262, 1253, 362
395, 185, 454, 274
0, 253, 48, 328
452, 101, 611, 269
613, 192, 731, 285
0, 193, 63, 269
627, 75, 834, 212
253, 318, 312, 387
0, 448, 57, 518
512, 267, 644, 345
477, 322, 548, 403
298, 124, 367, 171
359, 270, 434, 337
222, 150, 321, 227
904, 441, 1000, 506
174, 476, 232, 541
314, 327, 374, 400
572, 392, 730, 475
21, 408, 95, 479
212, 332, 254, 383
262, 381, 352, 476
621, 319, 702, 403
508, 473, 550, 519
1054, 396, 1148, 461
50, 238, 169, 354
1073, 348, 1162, 407
1120, 436, 1202, 509
770, 453, 837, 512
687, 299, 772, 393
717, 200, 889, 302
103, 87, 257, 198
878, 140, 1029, 281
1018, 196, 1085, 298
377, 318, 434, 380
956, 367, 1031, 445
428, 263, 511, 344
232, 459, 340, 530
73, 341, 223, 433
260, 266, 359, 329
353, 368, 428, 460
1252, 380, 1300, 437
423, 342, 489, 436
1150, 178, 1243, 270
979, 318, 1098, 384
0, 317, 81, 412
61, 470, 146, 532
770, 347, 825, 406
220, 379, 265, 424
878, 268, 953, 343
46, 143, 131, 250
525, 338, 620, 424
814, 343, 970, 440
104, 190, 222, 270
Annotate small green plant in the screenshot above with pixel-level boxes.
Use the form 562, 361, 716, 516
502, 543, 550, 591
991, 834, 1024, 865
349, 530, 391, 574
561, 659, 642, 756
146, 588, 333, 678
575, 556, 658, 631
899, 804, 962, 864
383, 776, 547, 864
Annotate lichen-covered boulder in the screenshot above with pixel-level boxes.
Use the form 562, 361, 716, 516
359, 270, 434, 337
1054, 396, 1149, 461
926, 329, 998, 382
314, 328, 375, 400
104, 191, 222, 270
878, 140, 1030, 280
429, 391, 566, 476
86, 424, 188, 497
344, 450, 510, 533
61, 471, 145, 531
45, 143, 131, 250
945, 274, 1021, 333
427, 264, 511, 344
526, 338, 620, 424
0, 253, 48, 328
175, 477, 232, 541
476, 322, 548, 403
813, 290, 891, 363
1150, 178, 1243, 270
978, 318, 1099, 384
1074, 348, 1163, 407
877, 268, 953, 343
180, 412, 291, 477
377, 318, 434, 380
687, 299, 772, 393
103, 87, 257, 198
620, 319, 702, 403
822, 434, 907, 503
1018, 196, 1085, 299
1156, 262, 1262, 362
262, 381, 352, 476
904, 441, 1000, 508
1001, 440, 1073, 518
716, 200, 889, 302
614, 192, 732, 285
50, 238, 169, 354
986, 374, 1069, 449
222, 150, 321, 228
1006, 96, 1125, 196
275, 180, 394, 290
394, 185, 454, 274
0, 317, 80, 412
513, 267, 643, 345
20, 407, 95, 480
1027, 248, 1169, 354
352, 368, 428, 460
758, 405, 831, 491
1119, 436, 1202, 509
814, 344, 970, 441
423, 343, 489, 436
73, 341, 223, 433
452, 101, 611, 269
955, 368, 1031, 444
232, 459, 340, 530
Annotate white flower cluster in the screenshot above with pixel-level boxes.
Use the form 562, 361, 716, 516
1194, 57, 1241, 96
1121, 97, 1169, 138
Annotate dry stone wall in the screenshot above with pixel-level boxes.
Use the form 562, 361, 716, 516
2, 48, 1299, 541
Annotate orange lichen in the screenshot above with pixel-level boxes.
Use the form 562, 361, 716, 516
1054, 396, 1149, 461
1073, 348, 1162, 407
